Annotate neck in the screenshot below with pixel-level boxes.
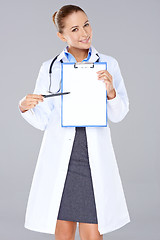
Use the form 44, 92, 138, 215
67, 46, 90, 62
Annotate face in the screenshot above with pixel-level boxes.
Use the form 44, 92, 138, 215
57, 11, 92, 50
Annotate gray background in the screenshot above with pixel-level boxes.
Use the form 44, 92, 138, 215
0, 0, 159, 239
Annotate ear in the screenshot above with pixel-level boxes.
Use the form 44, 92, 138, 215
57, 32, 67, 42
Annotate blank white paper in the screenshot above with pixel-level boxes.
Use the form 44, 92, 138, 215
61, 62, 107, 127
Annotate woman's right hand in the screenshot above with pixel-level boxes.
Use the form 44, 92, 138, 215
19, 94, 44, 113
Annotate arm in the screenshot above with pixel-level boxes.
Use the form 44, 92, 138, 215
18, 62, 54, 131
107, 59, 129, 123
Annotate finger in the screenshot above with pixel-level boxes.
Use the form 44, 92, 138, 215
96, 71, 105, 75
101, 78, 113, 86
26, 94, 44, 101
26, 94, 44, 99
98, 75, 109, 81
98, 72, 110, 77
33, 94, 44, 99
98, 74, 112, 82
27, 99, 42, 103
32, 95, 44, 100
28, 103, 38, 109
20, 104, 35, 111
24, 100, 40, 107
22, 100, 41, 109
97, 70, 112, 78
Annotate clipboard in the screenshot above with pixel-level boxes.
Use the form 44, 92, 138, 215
61, 62, 107, 127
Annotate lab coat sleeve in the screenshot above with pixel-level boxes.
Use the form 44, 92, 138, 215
18, 62, 54, 131
107, 59, 129, 123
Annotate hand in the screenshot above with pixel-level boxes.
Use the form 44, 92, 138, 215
96, 70, 116, 99
19, 94, 44, 113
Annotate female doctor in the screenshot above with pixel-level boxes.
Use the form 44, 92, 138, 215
18, 4, 130, 240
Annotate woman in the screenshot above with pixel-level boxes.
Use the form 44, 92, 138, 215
18, 4, 130, 240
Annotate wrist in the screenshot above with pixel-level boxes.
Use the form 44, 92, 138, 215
19, 104, 27, 113
19, 100, 27, 113
107, 88, 116, 100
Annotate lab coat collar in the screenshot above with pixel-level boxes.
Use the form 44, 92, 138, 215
56, 44, 100, 63
64, 45, 92, 62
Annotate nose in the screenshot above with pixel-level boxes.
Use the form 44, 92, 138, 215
80, 27, 88, 37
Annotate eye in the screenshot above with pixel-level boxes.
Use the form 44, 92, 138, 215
72, 23, 89, 32
72, 28, 78, 32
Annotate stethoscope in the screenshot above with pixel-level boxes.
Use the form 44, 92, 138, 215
41, 53, 100, 98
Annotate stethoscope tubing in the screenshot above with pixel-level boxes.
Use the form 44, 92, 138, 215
42, 52, 100, 98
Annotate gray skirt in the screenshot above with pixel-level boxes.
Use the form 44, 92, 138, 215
57, 127, 98, 224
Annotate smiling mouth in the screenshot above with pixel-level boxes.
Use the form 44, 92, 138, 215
80, 37, 90, 43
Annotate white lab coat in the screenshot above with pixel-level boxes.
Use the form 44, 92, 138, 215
18, 45, 131, 235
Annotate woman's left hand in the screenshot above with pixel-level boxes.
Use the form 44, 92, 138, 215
96, 70, 116, 99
